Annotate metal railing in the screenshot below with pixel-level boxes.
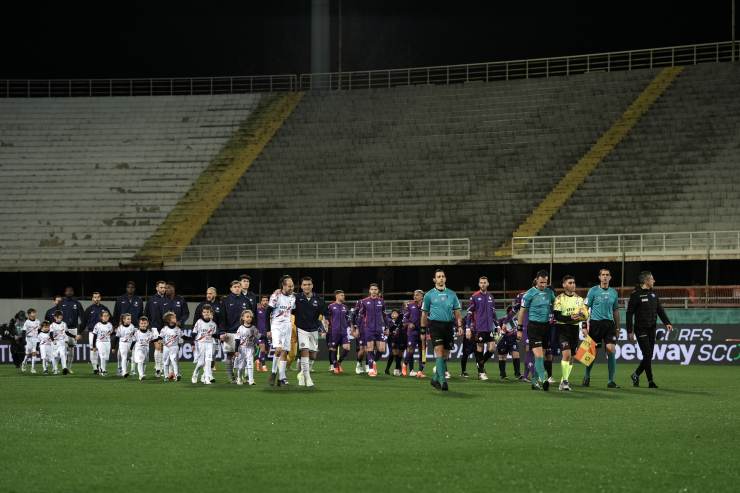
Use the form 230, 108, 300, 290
511, 231, 740, 261
299, 41, 738, 91
0, 74, 298, 98
2, 41, 736, 98
162, 238, 471, 269
0, 238, 470, 271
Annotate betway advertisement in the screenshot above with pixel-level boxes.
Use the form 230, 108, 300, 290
2, 325, 738, 365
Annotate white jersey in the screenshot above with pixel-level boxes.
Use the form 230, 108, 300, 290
235, 324, 259, 348
23, 319, 41, 338
192, 319, 218, 345
134, 329, 157, 348
268, 290, 295, 327
37, 331, 53, 346
93, 322, 114, 342
159, 326, 182, 348
116, 324, 137, 344
50, 321, 68, 345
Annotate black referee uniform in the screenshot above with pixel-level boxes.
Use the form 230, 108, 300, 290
626, 286, 671, 386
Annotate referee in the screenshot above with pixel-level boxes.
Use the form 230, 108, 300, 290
421, 269, 463, 391
626, 271, 673, 388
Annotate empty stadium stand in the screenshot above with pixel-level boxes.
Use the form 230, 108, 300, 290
193, 68, 660, 257
0, 94, 263, 264
540, 63, 740, 236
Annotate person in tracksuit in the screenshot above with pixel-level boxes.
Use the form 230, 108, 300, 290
162, 282, 189, 378
220, 280, 250, 383
145, 280, 167, 377
112, 281, 144, 375
626, 271, 673, 388
60, 287, 84, 370
81, 292, 111, 374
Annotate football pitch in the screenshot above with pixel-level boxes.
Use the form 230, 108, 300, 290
1, 362, 738, 492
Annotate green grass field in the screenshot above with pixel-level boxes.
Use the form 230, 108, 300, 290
1, 361, 738, 492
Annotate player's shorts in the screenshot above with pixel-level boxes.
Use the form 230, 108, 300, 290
558, 324, 580, 352
329, 327, 349, 348
258, 333, 270, 346
271, 324, 291, 351
362, 326, 384, 344
96, 341, 111, 358
429, 320, 454, 350
196, 342, 214, 365
521, 326, 529, 347
134, 344, 149, 364
39, 344, 53, 361
25, 337, 38, 354
588, 320, 617, 347
475, 331, 493, 344
462, 334, 477, 353
54, 343, 67, 360
388, 327, 407, 350
297, 328, 319, 352
406, 328, 421, 349
66, 328, 78, 347
527, 321, 550, 349
497, 332, 519, 355
220, 333, 236, 353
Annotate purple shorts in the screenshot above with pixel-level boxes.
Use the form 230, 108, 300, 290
328, 327, 349, 348
407, 328, 421, 349
362, 326, 384, 344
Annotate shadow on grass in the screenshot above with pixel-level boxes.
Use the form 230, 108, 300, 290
430, 389, 477, 399
620, 387, 711, 397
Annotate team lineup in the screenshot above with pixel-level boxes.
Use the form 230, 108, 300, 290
13, 267, 674, 391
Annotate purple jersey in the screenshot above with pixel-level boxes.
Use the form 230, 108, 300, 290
328, 302, 349, 333
467, 290, 497, 332
402, 301, 422, 329
357, 296, 387, 331
256, 305, 269, 335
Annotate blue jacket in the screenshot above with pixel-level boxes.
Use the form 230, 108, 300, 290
60, 297, 84, 329
113, 294, 144, 325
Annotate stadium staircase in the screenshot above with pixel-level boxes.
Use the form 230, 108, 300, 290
131, 92, 303, 266
495, 66, 683, 256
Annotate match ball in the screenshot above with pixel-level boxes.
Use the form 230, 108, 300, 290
168, 372, 176, 381
577, 305, 590, 320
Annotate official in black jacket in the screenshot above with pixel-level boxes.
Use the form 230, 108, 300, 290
626, 271, 673, 388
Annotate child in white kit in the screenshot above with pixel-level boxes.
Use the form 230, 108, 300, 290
21, 308, 41, 374
50, 311, 77, 375
235, 310, 260, 386
37, 321, 54, 374
92, 311, 114, 376
115, 313, 137, 378
191, 305, 218, 385
133, 316, 158, 381
160, 311, 182, 382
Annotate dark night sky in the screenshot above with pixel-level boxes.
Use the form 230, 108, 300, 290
0, 1, 734, 79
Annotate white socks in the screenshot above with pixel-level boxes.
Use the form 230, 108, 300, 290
278, 359, 287, 380
300, 356, 310, 381
154, 349, 163, 371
